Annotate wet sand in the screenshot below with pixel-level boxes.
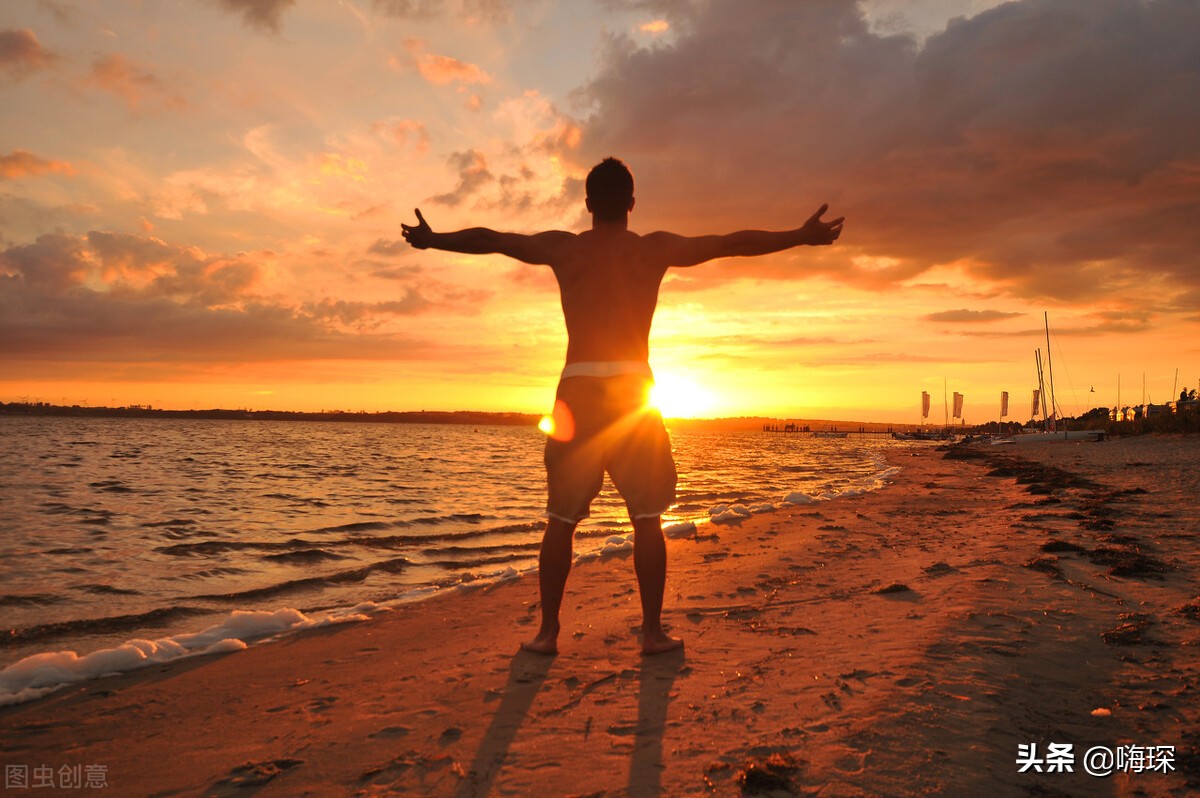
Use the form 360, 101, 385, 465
1, 436, 1197, 796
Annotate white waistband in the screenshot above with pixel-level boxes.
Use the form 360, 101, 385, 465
560, 361, 654, 380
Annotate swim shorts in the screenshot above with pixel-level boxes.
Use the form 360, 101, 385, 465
544, 373, 677, 523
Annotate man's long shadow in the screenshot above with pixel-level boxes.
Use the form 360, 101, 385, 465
455, 648, 553, 798
629, 647, 685, 798
455, 646, 685, 797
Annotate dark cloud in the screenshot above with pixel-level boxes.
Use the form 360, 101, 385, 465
368, 238, 408, 256
925, 308, 1023, 323
430, 149, 493, 206
0, 288, 435, 366
571, 0, 1200, 308
370, 264, 424, 280
0, 28, 57, 80
211, 0, 298, 33
959, 310, 1154, 338
303, 290, 433, 327
0, 233, 89, 291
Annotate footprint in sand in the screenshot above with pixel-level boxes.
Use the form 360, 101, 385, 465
207, 759, 303, 795
367, 726, 411, 740
357, 752, 463, 791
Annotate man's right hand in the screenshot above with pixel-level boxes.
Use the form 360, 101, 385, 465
402, 208, 433, 249
800, 204, 844, 246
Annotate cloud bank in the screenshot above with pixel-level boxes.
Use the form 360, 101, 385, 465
570, 0, 1200, 309
0, 232, 470, 368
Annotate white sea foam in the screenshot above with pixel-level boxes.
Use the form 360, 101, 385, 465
0, 603, 386, 707
709, 504, 752, 524
664, 521, 697, 539
600, 534, 634, 555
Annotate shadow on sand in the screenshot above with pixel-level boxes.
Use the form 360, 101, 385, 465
629, 647, 686, 797
455, 649, 553, 797
455, 646, 685, 797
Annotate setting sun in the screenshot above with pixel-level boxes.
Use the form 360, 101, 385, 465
648, 373, 718, 419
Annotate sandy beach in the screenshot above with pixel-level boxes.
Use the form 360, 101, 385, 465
2, 436, 1198, 796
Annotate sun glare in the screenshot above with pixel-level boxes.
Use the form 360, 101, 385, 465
648, 373, 717, 418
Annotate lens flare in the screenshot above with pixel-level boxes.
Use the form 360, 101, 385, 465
539, 399, 575, 441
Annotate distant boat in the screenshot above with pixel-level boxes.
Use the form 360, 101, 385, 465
997, 313, 1105, 445
995, 430, 1106, 445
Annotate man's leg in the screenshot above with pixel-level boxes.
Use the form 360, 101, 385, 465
632, 516, 684, 655
522, 517, 576, 655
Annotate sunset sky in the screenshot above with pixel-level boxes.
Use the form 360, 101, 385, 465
2, 0, 1197, 422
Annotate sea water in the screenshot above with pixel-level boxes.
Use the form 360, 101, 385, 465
0, 416, 909, 700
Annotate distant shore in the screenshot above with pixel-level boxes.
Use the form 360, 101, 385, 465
0, 402, 540, 427
0, 402, 921, 433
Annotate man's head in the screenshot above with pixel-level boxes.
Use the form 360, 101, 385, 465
585, 157, 634, 222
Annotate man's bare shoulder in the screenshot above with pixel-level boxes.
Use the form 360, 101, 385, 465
495, 229, 577, 266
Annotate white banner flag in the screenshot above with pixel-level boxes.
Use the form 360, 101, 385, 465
1032, 389, 1041, 417
952, 392, 964, 419
921, 391, 930, 419
1000, 391, 1009, 418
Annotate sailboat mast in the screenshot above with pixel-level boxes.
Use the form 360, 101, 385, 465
1044, 312, 1057, 422
1035, 349, 1048, 431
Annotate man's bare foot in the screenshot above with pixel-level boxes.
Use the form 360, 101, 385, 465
521, 628, 559, 655
641, 630, 684, 656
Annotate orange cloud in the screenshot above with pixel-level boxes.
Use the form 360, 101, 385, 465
399, 38, 492, 86
0, 28, 57, 80
0, 150, 75, 180
84, 54, 186, 112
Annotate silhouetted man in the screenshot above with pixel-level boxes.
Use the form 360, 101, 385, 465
403, 157, 843, 655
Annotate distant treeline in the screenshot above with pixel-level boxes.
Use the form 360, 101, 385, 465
965, 405, 1199, 437
0, 402, 540, 427
1, 403, 919, 432
1105, 412, 1200, 436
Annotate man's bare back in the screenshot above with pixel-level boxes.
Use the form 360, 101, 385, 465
550, 229, 667, 363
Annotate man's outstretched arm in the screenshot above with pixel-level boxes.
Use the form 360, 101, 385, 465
647, 204, 844, 268
401, 208, 572, 266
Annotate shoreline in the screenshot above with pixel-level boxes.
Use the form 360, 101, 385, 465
1, 436, 1197, 795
